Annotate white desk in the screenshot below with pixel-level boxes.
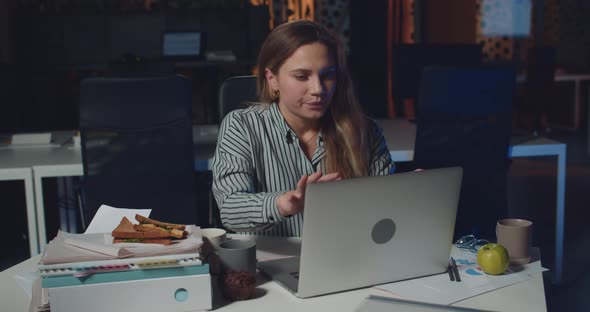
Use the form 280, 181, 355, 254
0, 165, 36, 258
0, 235, 547, 312
517, 73, 590, 131
1, 121, 567, 284
554, 74, 590, 131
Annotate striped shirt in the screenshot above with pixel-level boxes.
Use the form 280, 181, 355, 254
212, 103, 395, 236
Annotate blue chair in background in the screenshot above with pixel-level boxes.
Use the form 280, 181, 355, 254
413, 66, 517, 240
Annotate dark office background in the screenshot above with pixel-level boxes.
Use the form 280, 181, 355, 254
2, 1, 590, 310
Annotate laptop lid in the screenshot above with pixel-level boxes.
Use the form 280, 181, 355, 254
295, 167, 462, 298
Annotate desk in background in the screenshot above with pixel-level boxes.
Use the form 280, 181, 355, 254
0, 235, 547, 312
517, 73, 590, 132
0, 121, 567, 284
0, 165, 36, 258
553, 74, 590, 131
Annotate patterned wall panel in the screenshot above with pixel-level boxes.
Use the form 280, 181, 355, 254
316, 0, 350, 53
476, 0, 520, 62
267, 0, 314, 29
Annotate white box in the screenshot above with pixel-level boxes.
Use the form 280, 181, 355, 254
12, 132, 52, 145
48, 274, 212, 312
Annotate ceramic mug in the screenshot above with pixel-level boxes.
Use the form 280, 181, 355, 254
216, 239, 257, 300
496, 218, 533, 265
200, 228, 228, 248
216, 239, 257, 275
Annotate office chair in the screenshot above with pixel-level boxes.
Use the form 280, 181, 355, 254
413, 66, 517, 241
391, 44, 482, 118
200, 75, 258, 230
217, 75, 258, 122
79, 75, 197, 227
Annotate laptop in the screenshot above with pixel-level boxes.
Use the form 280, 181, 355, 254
258, 167, 463, 298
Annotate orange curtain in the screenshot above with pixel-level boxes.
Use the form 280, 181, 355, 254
387, 0, 415, 118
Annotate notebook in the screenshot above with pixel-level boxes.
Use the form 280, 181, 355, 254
258, 167, 463, 298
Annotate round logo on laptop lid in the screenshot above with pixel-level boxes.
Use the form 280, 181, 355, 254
371, 218, 396, 244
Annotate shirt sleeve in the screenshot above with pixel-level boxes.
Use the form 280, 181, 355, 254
367, 119, 396, 175
212, 111, 289, 232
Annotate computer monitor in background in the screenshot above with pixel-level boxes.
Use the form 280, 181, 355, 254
391, 44, 483, 117
162, 31, 205, 60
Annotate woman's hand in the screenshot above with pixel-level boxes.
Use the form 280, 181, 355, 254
276, 171, 341, 217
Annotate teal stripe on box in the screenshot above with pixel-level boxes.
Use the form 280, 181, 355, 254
42, 264, 209, 288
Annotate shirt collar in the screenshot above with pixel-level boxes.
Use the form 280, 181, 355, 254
269, 103, 293, 143
269, 103, 325, 145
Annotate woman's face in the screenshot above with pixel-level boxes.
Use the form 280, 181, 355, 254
265, 42, 337, 125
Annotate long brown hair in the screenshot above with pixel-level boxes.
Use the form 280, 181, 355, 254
256, 20, 369, 178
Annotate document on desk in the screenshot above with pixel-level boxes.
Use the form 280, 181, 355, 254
375, 249, 547, 305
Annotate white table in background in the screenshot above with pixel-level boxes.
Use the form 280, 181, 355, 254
554, 74, 590, 131
517, 73, 590, 131
0, 235, 547, 312
29, 126, 219, 257
0, 162, 36, 257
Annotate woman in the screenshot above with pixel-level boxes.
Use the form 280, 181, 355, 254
212, 20, 395, 236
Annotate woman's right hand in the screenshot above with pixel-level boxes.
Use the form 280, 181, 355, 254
276, 171, 341, 217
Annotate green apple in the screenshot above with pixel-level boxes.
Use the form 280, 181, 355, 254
477, 243, 510, 275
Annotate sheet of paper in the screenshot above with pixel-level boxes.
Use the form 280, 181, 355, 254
375, 248, 547, 305
41, 226, 203, 265
355, 295, 489, 312
63, 237, 132, 258
41, 205, 202, 265
84, 204, 151, 234
41, 231, 129, 264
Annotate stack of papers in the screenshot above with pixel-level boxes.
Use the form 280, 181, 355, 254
40, 205, 204, 265
29, 205, 208, 312
40, 228, 203, 265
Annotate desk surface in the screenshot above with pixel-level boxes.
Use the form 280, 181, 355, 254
0, 235, 546, 312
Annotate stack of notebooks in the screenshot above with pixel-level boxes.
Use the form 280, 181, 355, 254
33, 206, 213, 311
39, 253, 212, 312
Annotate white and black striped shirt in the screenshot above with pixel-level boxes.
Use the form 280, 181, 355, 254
212, 104, 395, 236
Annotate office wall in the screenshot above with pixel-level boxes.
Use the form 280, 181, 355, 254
557, 0, 590, 71
423, 0, 477, 44
0, 0, 12, 62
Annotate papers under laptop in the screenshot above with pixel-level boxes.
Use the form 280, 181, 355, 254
258, 167, 463, 298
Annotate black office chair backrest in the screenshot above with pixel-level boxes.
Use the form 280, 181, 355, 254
414, 66, 516, 240
392, 44, 483, 101
79, 75, 196, 226
218, 75, 258, 122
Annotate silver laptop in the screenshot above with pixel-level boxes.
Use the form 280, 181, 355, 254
258, 167, 463, 298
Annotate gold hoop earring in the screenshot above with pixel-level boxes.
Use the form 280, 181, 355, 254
271, 89, 280, 101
